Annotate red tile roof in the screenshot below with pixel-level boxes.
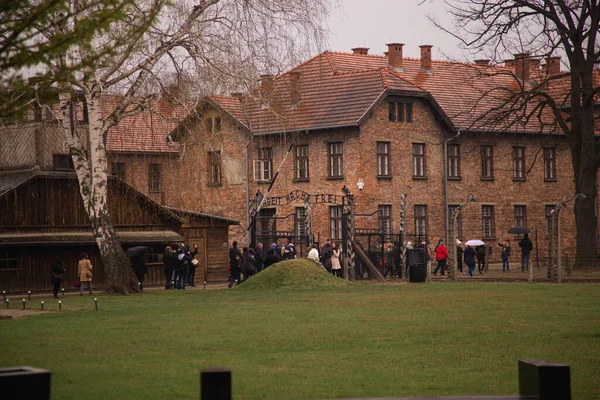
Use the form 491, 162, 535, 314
206, 51, 577, 135
104, 95, 191, 153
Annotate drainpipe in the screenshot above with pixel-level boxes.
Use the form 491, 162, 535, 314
444, 130, 461, 244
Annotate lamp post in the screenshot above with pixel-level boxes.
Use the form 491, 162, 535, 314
551, 193, 585, 283
449, 193, 477, 282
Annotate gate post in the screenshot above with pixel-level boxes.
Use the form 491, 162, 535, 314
398, 194, 407, 279
342, 186, 356, 281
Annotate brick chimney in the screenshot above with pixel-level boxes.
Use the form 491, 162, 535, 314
514, 53, 531, 82
230, 92, 243, 101
260, 74, 274, 99
386, 43, 404, 71
545, 56, 561, 74
420, 45, 433, 72
504, 59, 516, 68
289, 71, 301, 105
351, 47, 369, 55
474, 59, 490, 66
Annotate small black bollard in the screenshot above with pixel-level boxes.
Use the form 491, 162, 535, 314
40, 301, 44, 311
61, 288, 64, 297
22, 299, 25, 310
200, 368, 231, 400
519, 359, 571, 400
5, 299, 8, 309
94, 298, 98, 311
58, 300, 62, 311
203, 281, 206, 289
27, 291, 31, 301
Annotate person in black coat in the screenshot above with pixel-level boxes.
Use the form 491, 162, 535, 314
456, 240, 464, 273
476, 245, 486, 275
464, 245, 476, 277
131, 254, 147, 289
263, 248, 281, 268
255, 242, 264, 273
519, 233, 533, 272
242, 247, 256, 282
228, 241, 243, 288
51, 254, 65, 299
321, 242, 333, 273
187, 245, 199, 287
163, 246, 177, 289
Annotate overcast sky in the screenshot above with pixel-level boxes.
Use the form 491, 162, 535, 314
326, 0, 472, 62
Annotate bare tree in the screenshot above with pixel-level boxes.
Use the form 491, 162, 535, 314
0, 0, 134, 118
430, 0, 600, 267
30, 0, 332, 293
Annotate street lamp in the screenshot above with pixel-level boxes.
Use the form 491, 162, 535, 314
449, 193, 477, 281
550, 192, 585, 283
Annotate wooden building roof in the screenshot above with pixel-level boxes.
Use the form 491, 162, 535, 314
0, 171, 185, 245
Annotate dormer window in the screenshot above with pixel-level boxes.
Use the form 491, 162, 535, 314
388, 101, 413, 123
207, 116, 221, 133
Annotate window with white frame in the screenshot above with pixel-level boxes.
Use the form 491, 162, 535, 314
544, 147, 556, 180
254, 147, 273, 181
513, 147, 525, 180
482, 205, 495, 239
414, 205, 427, 237
294, 144, 309, 180
329, 206, 343, 240
377, 142, 390, 177
378, 205, 391, 236
328, 142, 343, 178
447, 144, 460, 179
295, 207, 307, 238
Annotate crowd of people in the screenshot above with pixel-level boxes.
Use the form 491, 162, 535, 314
47, 233, 536, 295
162, 242, 199, 290
430, 233, 534, 277
226, 237, 350, 287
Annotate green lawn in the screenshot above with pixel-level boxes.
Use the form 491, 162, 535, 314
1, 278, 599, 399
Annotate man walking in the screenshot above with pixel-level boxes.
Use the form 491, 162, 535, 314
228, 241, 243, 288
519, 233, 533, 272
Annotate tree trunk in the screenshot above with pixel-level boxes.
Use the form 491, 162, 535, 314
574, 168, 598, 268
59, 87, 140, 294
93, 206, 140, 294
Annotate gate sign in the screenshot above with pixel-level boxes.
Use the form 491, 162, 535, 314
261, 190, 344, 207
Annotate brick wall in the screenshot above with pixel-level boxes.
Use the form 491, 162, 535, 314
107, 153, 181, 207
176, 97, 581, 264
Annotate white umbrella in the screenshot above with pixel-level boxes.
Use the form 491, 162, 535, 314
465, 239, 485, 247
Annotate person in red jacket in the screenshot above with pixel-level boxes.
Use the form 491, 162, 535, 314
433, 240, 449, 276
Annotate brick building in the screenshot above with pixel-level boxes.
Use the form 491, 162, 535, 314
171, 45, 598, 266
105, 95, 188, 206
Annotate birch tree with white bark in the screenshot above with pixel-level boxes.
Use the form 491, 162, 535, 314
33, 0, 332, 293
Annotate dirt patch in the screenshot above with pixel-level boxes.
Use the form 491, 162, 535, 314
0, 309, 50, 320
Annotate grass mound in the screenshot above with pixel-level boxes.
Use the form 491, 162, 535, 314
236, 259, 351, 290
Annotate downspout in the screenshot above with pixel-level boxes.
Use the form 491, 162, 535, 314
444, 130, 461, 244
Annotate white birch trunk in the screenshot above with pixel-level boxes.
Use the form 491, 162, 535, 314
59, 86, 139, 294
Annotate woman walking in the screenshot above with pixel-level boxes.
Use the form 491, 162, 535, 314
433, 240, 448, 276
77, 252, 93, 295
464, 245, 476, 277
498, 238, 512, 272
331, 243, 342, 277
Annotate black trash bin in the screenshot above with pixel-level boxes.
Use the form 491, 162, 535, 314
407, 248, 427, 283
409, 264, 427, 282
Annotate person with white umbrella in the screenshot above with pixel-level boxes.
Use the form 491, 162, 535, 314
464, 244, 476, 277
